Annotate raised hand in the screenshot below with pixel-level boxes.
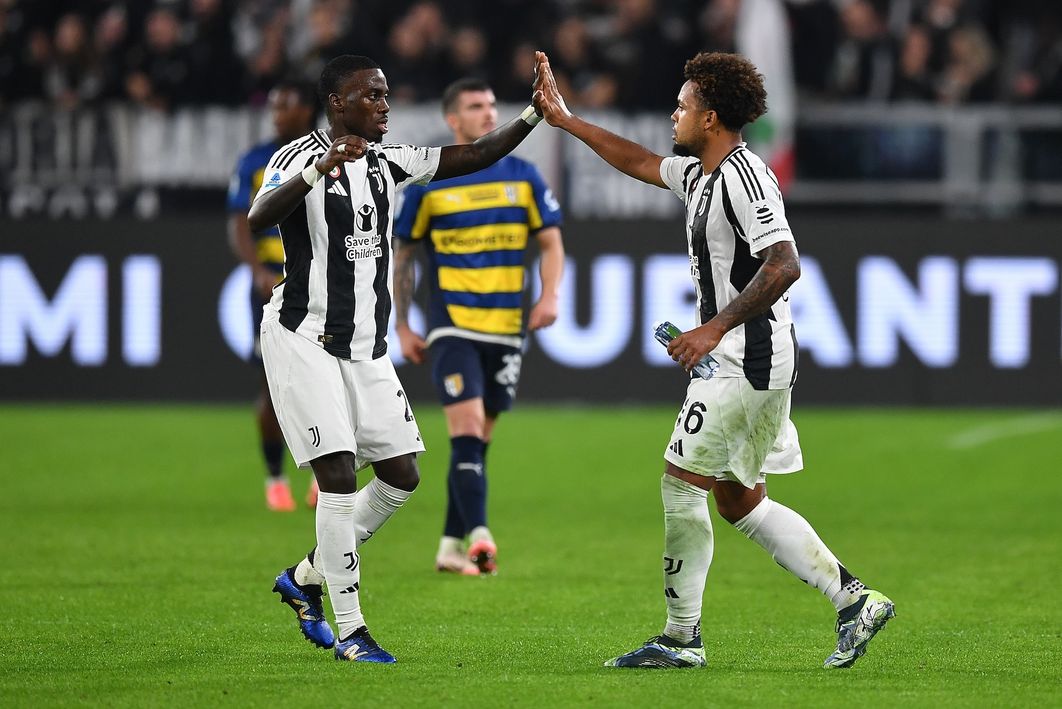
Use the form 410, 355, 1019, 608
532, 50, 572, 127
315, 135, 368, 175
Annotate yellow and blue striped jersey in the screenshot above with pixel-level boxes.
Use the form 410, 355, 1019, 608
394, 156, 562, 343
227, 140, 285, 276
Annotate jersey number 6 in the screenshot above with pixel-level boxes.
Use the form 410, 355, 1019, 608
682, 402, 707, 435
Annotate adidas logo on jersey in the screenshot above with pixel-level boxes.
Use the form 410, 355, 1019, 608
327, 181, 348, 197
668, 440, 684, 456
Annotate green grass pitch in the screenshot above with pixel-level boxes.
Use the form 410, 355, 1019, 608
1, 404, 1060, 707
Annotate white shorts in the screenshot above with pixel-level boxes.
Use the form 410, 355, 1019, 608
260, 316, 425, 469
663, 377, 803, 489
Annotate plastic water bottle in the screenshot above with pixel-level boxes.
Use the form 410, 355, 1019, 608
653, 321, 719, 380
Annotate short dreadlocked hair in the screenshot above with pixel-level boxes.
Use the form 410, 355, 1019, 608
683, 52, 767, 132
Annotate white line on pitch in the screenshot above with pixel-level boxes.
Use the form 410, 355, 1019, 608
947, 414, 1062, 450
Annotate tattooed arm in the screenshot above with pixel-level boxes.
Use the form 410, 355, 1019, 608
392, 237, 426, 364
666, 242, 800, 372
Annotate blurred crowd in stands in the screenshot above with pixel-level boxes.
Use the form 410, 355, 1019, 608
0, 0, 1059, 111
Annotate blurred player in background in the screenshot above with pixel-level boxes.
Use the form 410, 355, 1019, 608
534, 50, 895, 669
227, 79, 319, 511
248, 55, 548, 663
393, 78, 564, 576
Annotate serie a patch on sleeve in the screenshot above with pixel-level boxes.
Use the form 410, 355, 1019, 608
263, 170, 284, 190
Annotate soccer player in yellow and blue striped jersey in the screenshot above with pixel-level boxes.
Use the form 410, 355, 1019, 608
227, 79, 317, 511
393, 78, 564, 576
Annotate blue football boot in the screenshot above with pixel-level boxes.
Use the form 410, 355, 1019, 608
272, 567, 335, 649
605, 634, 706, 668
334, 627, 397, 663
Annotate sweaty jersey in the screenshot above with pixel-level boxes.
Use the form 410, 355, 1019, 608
227, 139, 285, 276
253, 128, 441, 360
393, 156, 562, 347
659, 143, 798, 390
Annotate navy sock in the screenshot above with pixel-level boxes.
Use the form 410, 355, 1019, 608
443, 486, 464, 539
263, 439, 284, 479
448, 435, 487, 534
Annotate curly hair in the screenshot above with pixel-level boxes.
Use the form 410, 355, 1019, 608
684, 52, 767, 131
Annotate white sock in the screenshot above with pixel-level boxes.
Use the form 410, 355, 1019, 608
661, 475, 713, 642
353, 478, 414, 546
297, 478, 414, 586
316, 491, 365, 639
438, 536, 463, 557
294, 551, 324, 587
468, 525, 493, 545
733, 497, 864, 612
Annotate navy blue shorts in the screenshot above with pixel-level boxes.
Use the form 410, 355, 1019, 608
429, 336, 523, 413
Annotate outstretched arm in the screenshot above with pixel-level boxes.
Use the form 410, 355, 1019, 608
667, 242, 800, 372
533, 50, 665, 188
433, 52, 553, 181
434, 118, 536, 181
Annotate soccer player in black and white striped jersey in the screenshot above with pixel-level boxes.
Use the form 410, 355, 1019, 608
248, 55, 548, 663
534, 51, 895, 669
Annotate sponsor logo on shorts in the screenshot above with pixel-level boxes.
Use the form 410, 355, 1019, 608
495, 353, 522, 387
444, 373, 463, 398
308, 425, 321, 447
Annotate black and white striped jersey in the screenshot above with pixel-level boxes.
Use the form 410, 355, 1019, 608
659, 143, 798, 390
253, 129, 440, 360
